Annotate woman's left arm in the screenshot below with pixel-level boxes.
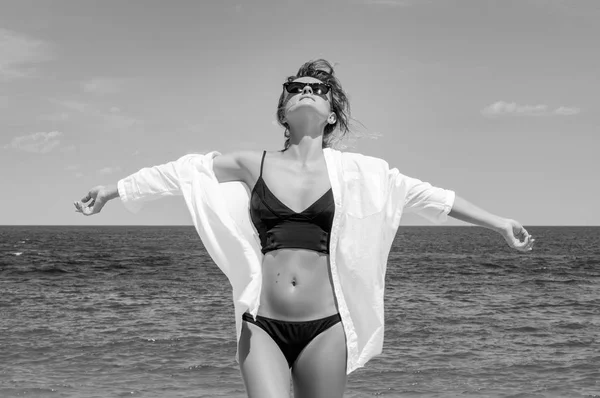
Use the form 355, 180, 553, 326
448, 195, 535, 252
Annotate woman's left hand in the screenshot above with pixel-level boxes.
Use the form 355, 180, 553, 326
498, 219, 535, 252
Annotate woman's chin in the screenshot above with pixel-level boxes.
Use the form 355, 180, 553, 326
287, 102, 329, 118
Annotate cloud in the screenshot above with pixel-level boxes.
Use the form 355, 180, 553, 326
481, 101, 581, 117
3, 131, 63, 153
97, 166, 122, 176
102, 112, 140, 130
554, 106, 581, 116
366, 131, 383, 140
50, 98, 142, 131
0, 28, 52, 80
482, 101, 548, 116
82, 78, 124, 94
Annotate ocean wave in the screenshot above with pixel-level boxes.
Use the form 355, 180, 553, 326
505, 326, 541, 333
4, 265, 71, 275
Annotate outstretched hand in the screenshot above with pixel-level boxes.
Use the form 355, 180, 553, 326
499, 219, 535, 252
73, 186, 110, 216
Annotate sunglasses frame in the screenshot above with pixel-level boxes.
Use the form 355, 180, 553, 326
282, 81, 332, 96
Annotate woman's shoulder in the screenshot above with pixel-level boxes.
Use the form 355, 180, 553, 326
236, 149, 265, 172
212, 149, 264, 184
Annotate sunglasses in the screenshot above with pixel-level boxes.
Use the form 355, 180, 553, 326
283, 82, 332, 96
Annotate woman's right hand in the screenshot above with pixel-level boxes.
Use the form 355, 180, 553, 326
74, 185, 117, 216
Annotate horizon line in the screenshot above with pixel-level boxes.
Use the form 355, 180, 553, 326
1, 224, 597, 228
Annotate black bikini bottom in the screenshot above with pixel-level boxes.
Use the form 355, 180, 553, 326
241, 312, 342, 368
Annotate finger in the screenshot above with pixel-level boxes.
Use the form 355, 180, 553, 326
510, 240, 521, 250
509, 237, 523, 250
519, 227, 530, 241
521, 237, 535, 252
512, 234, 532, 251
81, 193, 91, 202
78, 202, 91, 216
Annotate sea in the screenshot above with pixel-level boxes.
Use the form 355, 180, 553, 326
1, 226, 598, 398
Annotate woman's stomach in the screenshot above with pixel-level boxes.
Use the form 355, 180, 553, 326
257, 248, 339, 321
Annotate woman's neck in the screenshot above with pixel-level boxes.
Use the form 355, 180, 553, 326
283, 131, 325, 166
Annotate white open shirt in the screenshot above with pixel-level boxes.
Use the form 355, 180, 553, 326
117, 147, 455, 374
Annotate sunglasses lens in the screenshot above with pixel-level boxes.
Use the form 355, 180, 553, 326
312, 84, 328, 95
285, 83, 304, 93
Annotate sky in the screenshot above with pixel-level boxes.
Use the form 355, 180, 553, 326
0, 0, 598, 226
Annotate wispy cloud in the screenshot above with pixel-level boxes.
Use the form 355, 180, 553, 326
49, 98, 142, 131
481, 101, 581, 117
3, 131, 64, 153
102, 111, 140, 130
0, 28, 52, 80
65, 164, 83, 178
97, 166, 122, 176
82, 77, 124, 94
554, 106, 581, 116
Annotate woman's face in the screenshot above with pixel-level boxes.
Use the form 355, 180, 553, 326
282, 76, 333, 128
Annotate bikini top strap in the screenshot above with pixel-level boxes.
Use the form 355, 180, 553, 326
259, 150, 266, 178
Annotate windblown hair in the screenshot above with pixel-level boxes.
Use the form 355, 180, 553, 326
276, 59, 351, 152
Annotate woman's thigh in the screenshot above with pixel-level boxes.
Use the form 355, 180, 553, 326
238, 320, 291, 398
292, 321, 347, 398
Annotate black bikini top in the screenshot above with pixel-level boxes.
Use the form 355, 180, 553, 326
249, 151, 335, 255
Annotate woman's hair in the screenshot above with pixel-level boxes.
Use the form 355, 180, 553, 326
276, 59, 351, 152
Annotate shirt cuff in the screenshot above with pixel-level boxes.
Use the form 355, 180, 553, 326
437, 189, 456, 223
117, 178, 143, 214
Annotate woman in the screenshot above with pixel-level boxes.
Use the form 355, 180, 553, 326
74, 59, 535, 398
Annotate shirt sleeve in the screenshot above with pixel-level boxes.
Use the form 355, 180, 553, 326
117, 154, 194, 214
388, 167, 456, 224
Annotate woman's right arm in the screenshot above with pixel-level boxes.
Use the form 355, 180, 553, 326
74, 151, 250, 216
